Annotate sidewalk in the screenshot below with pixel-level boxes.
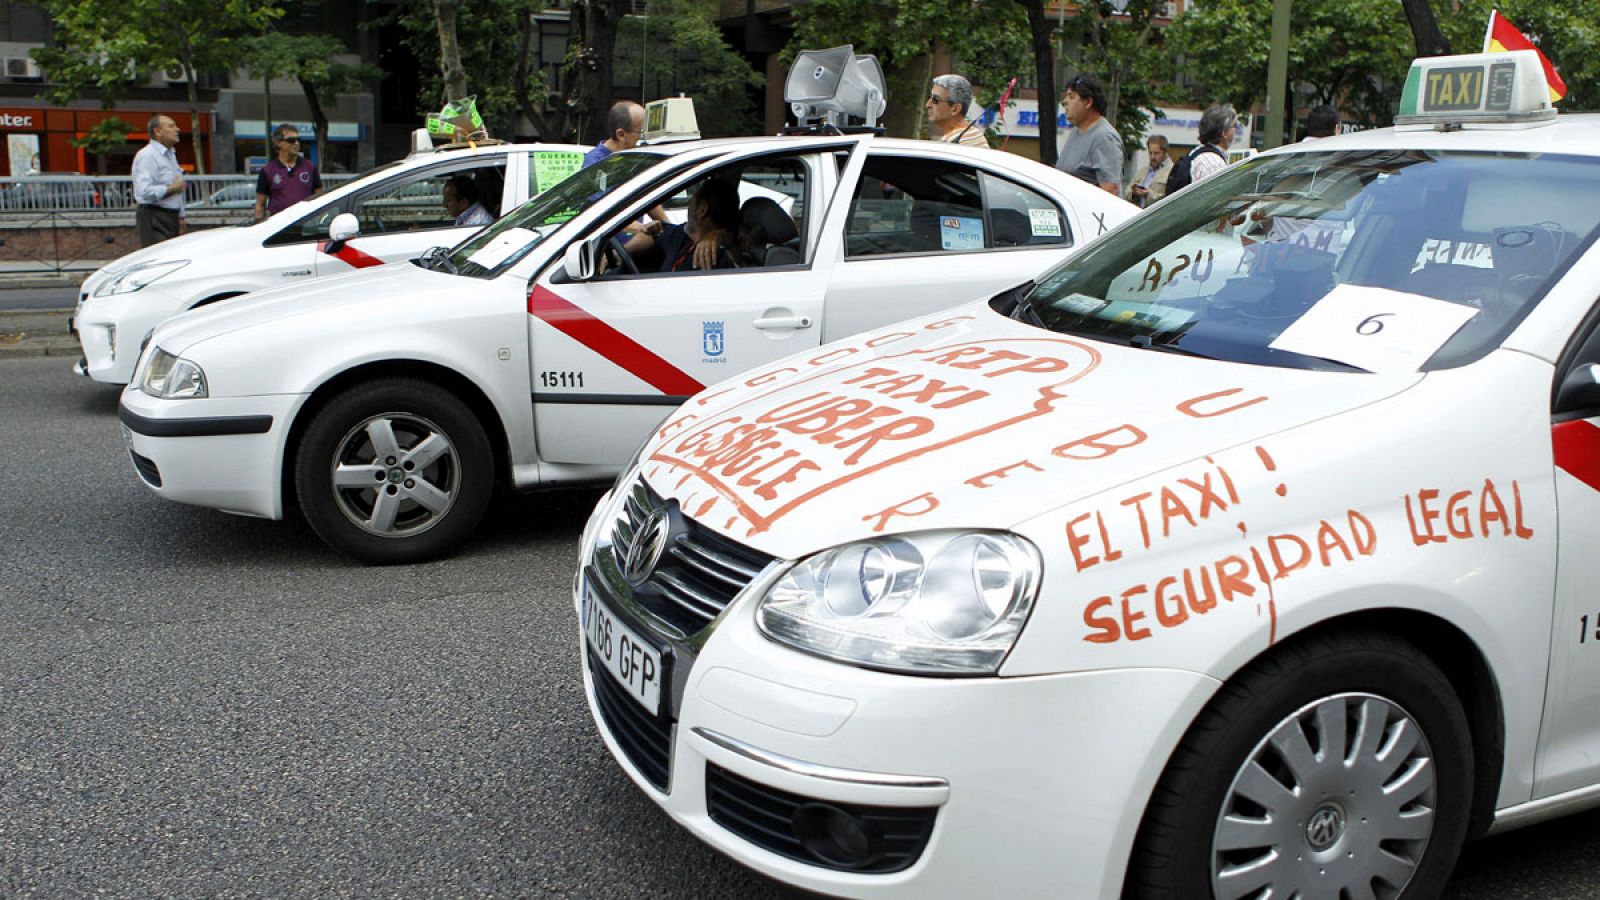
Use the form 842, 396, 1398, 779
0, 307, 78, 359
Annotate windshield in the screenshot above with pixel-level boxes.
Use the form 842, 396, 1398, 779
1019, 149, 1600, 372
437, 152, 667, 277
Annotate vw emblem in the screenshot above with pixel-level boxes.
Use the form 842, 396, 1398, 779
619, 507, 671, 585
1305, 804, 1346, 851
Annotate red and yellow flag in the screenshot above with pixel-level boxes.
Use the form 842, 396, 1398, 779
1484, 9, 1568, 103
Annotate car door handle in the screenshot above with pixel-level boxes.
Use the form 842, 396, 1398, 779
754, 314, 813, 330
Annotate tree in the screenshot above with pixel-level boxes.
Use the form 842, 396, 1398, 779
71, 117, 132, 175
1400, 0, 1451, 57
433, 0, 468, 103
1010, 0, 1060, 165
241, 32, 303, 161
1168, 0, 1413, 131
34, 0, 283, 174
787, 0, 1031, 140
613, 0, 764, 138
1437, 1, 1600, 111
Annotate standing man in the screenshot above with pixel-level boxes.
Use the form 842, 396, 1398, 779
1126, 135, 1171, 208
1056, 74, 1122, 196
132, 115, 185, 247
926, 74, 988, 148
254, 124, 321, 222
1188, 104, 1238, 185
583, 102, 645, 169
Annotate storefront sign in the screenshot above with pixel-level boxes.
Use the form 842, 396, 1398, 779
0, 112, 38, 130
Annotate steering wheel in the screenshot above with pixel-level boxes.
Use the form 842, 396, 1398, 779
607, 234, 640, 276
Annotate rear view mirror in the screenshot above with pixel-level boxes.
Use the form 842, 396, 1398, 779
562, 241, 596, 282
325, 213, 360, 253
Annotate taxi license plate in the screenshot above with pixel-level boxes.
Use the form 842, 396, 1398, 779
584, 594, 663, 716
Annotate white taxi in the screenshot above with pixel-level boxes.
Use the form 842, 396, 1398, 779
574, 52, 1600, 897
73, 141, 589, 385
117, 134, 1134, 564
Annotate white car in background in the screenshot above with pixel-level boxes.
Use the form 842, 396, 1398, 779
72, 142, 589, 384
115, 135, 1135, 564
573, 52, 1600, 898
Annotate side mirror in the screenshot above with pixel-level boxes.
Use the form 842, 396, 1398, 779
1556, 363, 1600, 415
324, 213, 360, 253
562, 241, 596, 282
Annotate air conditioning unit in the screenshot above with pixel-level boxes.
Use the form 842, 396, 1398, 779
4, 57, 42, 80
163, 65, 189, 84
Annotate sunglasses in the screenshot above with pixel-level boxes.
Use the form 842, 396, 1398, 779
280, 137, 301, 144
928, 94, 953, 104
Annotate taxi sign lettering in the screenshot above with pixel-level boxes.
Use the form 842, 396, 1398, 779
1424, 66, 1483, 111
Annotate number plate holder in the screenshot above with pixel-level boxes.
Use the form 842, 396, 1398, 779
582, 590, 667, 717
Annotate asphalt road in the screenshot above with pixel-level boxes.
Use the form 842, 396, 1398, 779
2, 355, 1598, 897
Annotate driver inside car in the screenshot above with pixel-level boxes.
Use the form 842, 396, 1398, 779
618, 178, 742, 273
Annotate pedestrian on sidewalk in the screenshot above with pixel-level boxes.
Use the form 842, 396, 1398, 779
1056, 74, 1123, 196
583, 102, 645, 169
926, 74, 988, 148
132, 115, 185, 247
254, 124, 322, 222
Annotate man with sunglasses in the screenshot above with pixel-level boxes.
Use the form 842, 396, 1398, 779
926, 74, 988, 148
253, 124, 322, 222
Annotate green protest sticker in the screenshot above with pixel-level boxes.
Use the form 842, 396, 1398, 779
533, 152, 586, 193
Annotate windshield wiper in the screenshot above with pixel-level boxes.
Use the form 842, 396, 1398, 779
418, 246, 459, 275
1128, 334, 1217, 360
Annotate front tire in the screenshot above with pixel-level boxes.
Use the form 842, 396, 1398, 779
1126, 630, 1474, 900
295, 378, 493, 565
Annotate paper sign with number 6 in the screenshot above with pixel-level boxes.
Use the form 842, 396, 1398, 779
1271, 284, 1478, 372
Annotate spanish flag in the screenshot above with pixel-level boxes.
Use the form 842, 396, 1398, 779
1484, 10, 1567, 103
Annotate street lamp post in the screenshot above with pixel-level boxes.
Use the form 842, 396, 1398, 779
1264, 0, 1291, 148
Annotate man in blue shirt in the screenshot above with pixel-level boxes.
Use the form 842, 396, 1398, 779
131, 115, 185, 246
582, 102, 644, 168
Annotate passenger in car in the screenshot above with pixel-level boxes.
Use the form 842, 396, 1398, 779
627, 179, 742, 272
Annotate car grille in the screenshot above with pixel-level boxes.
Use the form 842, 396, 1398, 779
705, 763, 938, 874
609, 479, 774, 637
130, 450, 162, 487
586, 648, 673, 791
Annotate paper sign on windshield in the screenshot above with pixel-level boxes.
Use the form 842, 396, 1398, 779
533, 152, 585, 194
465, 227, 538, 270
1268, 283, 1478, 373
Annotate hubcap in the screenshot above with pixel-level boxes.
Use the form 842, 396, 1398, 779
1211, 693, 1437, 900
329, 412, 460, 538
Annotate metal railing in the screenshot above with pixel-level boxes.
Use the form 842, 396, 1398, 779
0, 174, 358, 217
0, 174, 360, 276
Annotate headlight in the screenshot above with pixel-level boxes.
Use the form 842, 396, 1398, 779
757, 531, 1041, 675
94, 259, 189, 296
139, 347, 208, 399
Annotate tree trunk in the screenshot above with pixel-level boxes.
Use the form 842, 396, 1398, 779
300, 78, 329, 171
1017, 0, 1057, 166
184, 60, 207, 175
571, 0, 622, 144
263, 80, 273, 164
434, 0, 468, 103
1401, 0, 1451, 57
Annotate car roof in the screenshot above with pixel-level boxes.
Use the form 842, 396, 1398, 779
1263, 113, 1600, 159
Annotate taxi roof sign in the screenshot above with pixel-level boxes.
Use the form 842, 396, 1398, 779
1395, 50, 1555, 127
640, 97, 699, 145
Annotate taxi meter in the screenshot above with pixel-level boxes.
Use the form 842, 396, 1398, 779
1397, 49, 1557, 126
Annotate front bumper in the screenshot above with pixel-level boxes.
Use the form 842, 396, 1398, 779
574, 555, 1219, 897
117, 385, 304, 519
75, 286, 187, 385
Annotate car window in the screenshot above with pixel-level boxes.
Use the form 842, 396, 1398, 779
984, 171, 1071, 248
1020, 149, 1600, 372
353, 160, 507, 234
445, 151, 669, 277
846, 156, 984, 258
590, 154, 814, 279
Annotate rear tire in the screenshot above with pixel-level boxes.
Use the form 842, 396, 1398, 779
1126, 630, 1473, 900
295, 378, 493, 565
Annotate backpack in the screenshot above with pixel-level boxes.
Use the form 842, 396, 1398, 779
1166, 143, 1228, 195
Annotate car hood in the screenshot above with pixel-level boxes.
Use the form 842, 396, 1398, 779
98, 226, 245, 275
637, 301, 1423, 561
150, 263, 435, 354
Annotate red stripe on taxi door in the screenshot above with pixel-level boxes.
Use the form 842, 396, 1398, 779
528, 285, 704, 397
317, 240, 385, 269
1553, 419, 1600, 492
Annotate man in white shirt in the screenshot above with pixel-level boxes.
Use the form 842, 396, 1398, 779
443, 176, 493, 227
131, 115, 185, 246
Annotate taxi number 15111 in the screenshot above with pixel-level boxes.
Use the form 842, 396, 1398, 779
584, 594, 663, 715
